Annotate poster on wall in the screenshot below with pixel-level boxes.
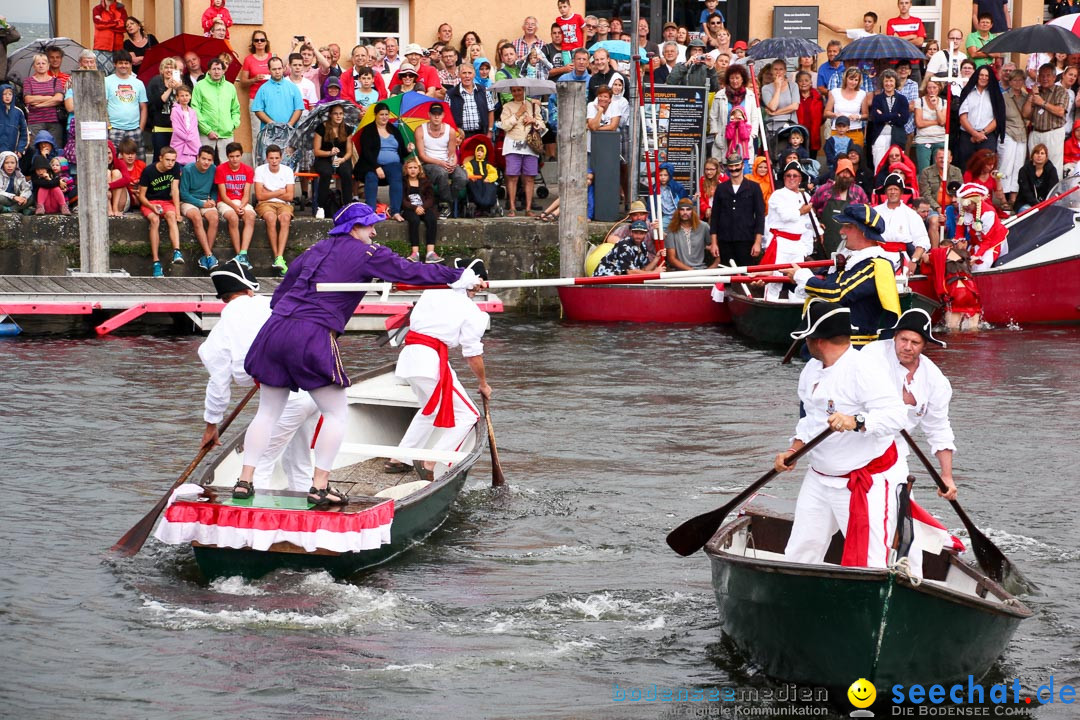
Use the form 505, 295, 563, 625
227, 0, 264, 25
639, 84, 707, 192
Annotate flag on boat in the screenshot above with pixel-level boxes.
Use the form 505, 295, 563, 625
154, 498, 394, 553
911, 500, 966, 555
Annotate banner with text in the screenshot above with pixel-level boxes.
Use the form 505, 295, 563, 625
640, 84, 707, 193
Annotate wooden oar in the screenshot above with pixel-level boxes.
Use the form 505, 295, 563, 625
317, 260, 837, 293
109, 385, 260, 557
666, 427, 834, 557
482, 396, 505, 487
900, 430, 1037, 594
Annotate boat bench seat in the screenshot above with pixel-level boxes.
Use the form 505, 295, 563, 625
337, 442, 468, 464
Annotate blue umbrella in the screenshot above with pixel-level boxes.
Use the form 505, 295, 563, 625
588, 40, 647, 62
835, 34, 925, 62
747, 36, 823, 61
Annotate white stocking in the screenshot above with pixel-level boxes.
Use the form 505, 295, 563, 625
308, 385, 349, 472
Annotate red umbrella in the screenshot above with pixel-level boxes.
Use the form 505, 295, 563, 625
137, 33, 240, 83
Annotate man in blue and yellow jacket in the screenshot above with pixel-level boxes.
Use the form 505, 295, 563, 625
780, 204, 901, 347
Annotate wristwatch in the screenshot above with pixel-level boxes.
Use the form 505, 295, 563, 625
854, 414, 866, 432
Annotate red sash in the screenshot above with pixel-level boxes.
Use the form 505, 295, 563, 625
403, 331, 455, 428
762, 228, 802, 265
841, 441, 899, 567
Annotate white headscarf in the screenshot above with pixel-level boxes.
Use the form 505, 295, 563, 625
608, 73, 630, 119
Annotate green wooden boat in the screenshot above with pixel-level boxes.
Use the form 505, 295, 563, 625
154, 365, 483, 581
725, 286, 940, 347
705, 498, 1032, 692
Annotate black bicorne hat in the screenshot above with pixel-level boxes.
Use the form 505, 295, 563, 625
879, 308, 946, 347
454, 257, 488, 280
790, 299, 853, 341
210, 258, 260, 298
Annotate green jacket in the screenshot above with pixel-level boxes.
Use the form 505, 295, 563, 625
191, 75, 241, 137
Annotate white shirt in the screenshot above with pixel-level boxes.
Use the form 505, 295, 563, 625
861, 340, 956, 456
926, 49, 967, 82
845, 29, 874, 40
793, 344, 910, 482
289, 76, 319, 110
792, 245, 886, 288
874, 200, 931, 255
958, 87, 995, 131
254, 163, 295, 204
396, 289, 489, 380
199, 294, 271, 424
765, 186, 815, 257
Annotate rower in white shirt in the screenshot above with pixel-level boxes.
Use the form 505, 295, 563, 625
774, 300, 911, 569
199, 259, 320, 498
862, 308, 958, 576
873, 172, 930, 270
384, 258, 492, 482
763, 160, 816, 300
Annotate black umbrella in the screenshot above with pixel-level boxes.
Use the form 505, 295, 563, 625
747, 36, 824, 61
980, 24, 1080, 55
835, 34, 925, 62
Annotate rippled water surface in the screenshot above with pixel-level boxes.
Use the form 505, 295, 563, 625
1, 320, 1078, 719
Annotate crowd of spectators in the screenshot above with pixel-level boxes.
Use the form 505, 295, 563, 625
0, 0, 1076, 279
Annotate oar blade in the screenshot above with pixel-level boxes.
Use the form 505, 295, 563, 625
666, 507, 727, 556
109, 503, 167, 557
966, 523, 1039, 595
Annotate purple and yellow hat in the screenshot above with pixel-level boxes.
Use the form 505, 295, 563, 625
329, 202, 387, 235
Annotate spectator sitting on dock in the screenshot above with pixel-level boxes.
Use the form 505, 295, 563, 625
0, 150, 33, 214
592, 220, 667, 277
137, 145, 183, 277
253, 144, 295, 276
112, 138, 145, 216
180, 145, 221, 271
214, 141, 257, 268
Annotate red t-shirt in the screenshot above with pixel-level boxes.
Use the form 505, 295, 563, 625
215, 162, 254, 202
242, 54, 271, 99
886, 16, 925, 39
556, 13, 586, 51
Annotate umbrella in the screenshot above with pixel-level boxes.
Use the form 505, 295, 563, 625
136, 34, 240, 83
289, 100, 361, 172
981, 24, 1080, 55
7, 37, 85, 82
1049, 14, 1080, 36
490, 77, 557, 95
835, 34, 925, 62
588, 40, 648, 62
354, 91, 457, 147
747, 36, 823, 61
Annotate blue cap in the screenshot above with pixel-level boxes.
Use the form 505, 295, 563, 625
328, 202, 387, 235
630, 220, 649, 232
836, 203, 886, 243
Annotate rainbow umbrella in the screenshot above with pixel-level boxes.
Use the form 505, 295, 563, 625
355, 91, 456, 147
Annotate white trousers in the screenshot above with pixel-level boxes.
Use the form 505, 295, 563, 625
394, 371, 480, 465
997, 136, 1026, 194
1030, 126, 1065, 179
765, 236, 807, 301
252, 391, 319, 492
871, 132, 893, 173
784, 460, 910, 569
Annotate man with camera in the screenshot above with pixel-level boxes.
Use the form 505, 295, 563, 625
666, 38, 719, 92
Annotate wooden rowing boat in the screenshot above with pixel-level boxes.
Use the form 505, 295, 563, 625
558, 282, 733, 324
153, 364, 482, 580
705, 497, 1031, 691
724, 286, 938, 347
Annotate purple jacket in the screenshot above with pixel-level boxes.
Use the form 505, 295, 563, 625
271, 236, 463, 333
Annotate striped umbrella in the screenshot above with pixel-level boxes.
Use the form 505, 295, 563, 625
1049, 14, 1080, 36
835, 34, 925, 62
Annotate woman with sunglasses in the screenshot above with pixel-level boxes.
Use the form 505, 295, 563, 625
238, 31, 272, 138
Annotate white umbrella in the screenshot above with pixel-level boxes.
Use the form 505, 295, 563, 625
7, 37, 87, 82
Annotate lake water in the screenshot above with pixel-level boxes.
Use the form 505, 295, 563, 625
1, 320, 1077, 719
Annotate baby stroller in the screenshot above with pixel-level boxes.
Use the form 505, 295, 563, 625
459, 134, 502, 217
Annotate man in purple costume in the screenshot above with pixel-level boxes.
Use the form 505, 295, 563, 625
239, 202, 485, 507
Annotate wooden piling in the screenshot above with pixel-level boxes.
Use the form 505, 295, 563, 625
556, 81, 588, 279
72, 70, 110, 274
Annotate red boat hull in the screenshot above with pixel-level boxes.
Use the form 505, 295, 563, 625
910, 254, 1080, 325
558, 284, 732, 324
